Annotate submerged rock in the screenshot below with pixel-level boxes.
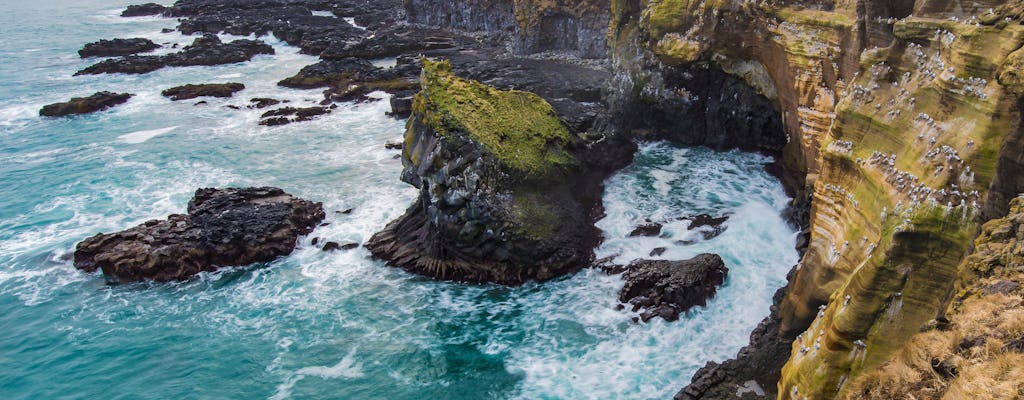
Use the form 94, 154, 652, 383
39, 92, 132, 117
161, 83, 245, 100
619, 254, 728, 322
78, 38, 159, 58
259, 106, 331, 126
73, 187, 324, 282
76, 34, 274, 76
121, 3, 166, 17
687, 214, 729, 240
629, 222, 663, 237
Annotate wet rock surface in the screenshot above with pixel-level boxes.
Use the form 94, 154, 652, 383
618, 254, 728, 322
628, 222, 663, 237
121, 3, 166, 17
259, 106, 332, 126
39, 92, 133, 117
73, 187, 325, 282
76, 34, 274, 75
79, 38, 160, 58
161, 83, 245, 100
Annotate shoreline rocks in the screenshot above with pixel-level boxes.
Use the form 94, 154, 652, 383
121, 3, 166, 17
76, 34, 274, 76
79, 38, 159, 58
162, 83, 245, 100
619, 254, 728, 322
73, 187, 324, 282
39, 92, 132, 117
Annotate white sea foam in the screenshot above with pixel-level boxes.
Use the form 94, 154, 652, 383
117, 126, 177, 143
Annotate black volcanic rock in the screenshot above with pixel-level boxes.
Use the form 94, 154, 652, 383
687, 214, 729, 240
619, 254, 728, 322
278, 58, 377, 89
79, 38, 160, 58
259, 106, 331, 126
162, 83, 245, 100
76, 34, 274, 75
121, 3, 166, 17
39, 92, 132, 117
73, 187, 325, 282
629, 222, 663, 237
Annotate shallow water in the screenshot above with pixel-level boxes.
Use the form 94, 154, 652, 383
0, 2, 798, 399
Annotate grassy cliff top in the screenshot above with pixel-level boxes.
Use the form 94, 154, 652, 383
413, 59, 575, 176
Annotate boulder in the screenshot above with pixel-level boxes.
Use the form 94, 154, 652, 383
39, 92, 132, 117
629, 222, 663, 237
121, 3, 166, 17
259, 106, 331, 126
73, 187, 325, 282
79, 38, 160, 58
161, 83, 245, 100
619, 254, 728, 322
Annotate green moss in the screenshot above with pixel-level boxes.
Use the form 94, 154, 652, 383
413, 59, 575, 176
512, 192, 557, 240
655, 34, 703, 65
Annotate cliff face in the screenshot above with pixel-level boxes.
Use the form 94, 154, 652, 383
839, 196, 1024, 399
404, 0, 611, 58
604, 0, 1024, 399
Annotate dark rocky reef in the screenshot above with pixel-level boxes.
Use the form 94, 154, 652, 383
161, 83, 246, 100
259, 106, 333, 126
39, 92, 132, 117
73, 187, 324, 282
122, 3, 167, 17
76, 34, 274, 75
366, 60, 633, 284
79, 38, 160, 58
618, 254, 728, 322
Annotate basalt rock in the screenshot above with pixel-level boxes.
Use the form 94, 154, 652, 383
73, 187, 324, 282
39, 92, 132, 117
366, 59, 633, 284
78, 38, 160, 58
161, 83, 245, 100
619, 254, 728, 322
121, 3, 166, 17
75, 34, 274, 75
259, 106, 332, 126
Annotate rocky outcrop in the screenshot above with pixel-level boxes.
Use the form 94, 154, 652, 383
259, 106, 332, 126
73, 187, 324, 282
78, 38, 159, 58
161, 83, 245, 100
366, 59, 632, 284
618, 254, 728, 322
121, 3, 166, 17
39, 92, 132, 117
75, 34, 274, 75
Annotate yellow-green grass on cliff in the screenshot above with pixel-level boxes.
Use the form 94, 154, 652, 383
841, 198, 1024, 400
411, 59, 575, 176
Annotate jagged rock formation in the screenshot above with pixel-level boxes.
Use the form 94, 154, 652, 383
75, 34, 274, 75
161, 83, 245, 100
78, 38, 159, 58
619, 254, 729, 322
121, 3, 166, 17
39, 92, 132, 117
74, 187, 324, 282
366, 59, 632, 283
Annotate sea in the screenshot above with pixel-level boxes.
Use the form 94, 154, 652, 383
0, 1, 799, 399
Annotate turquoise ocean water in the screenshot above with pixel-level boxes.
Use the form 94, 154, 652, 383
0, 2, 798, 399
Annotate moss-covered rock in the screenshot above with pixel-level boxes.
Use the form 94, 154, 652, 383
367, 59, 624, 284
